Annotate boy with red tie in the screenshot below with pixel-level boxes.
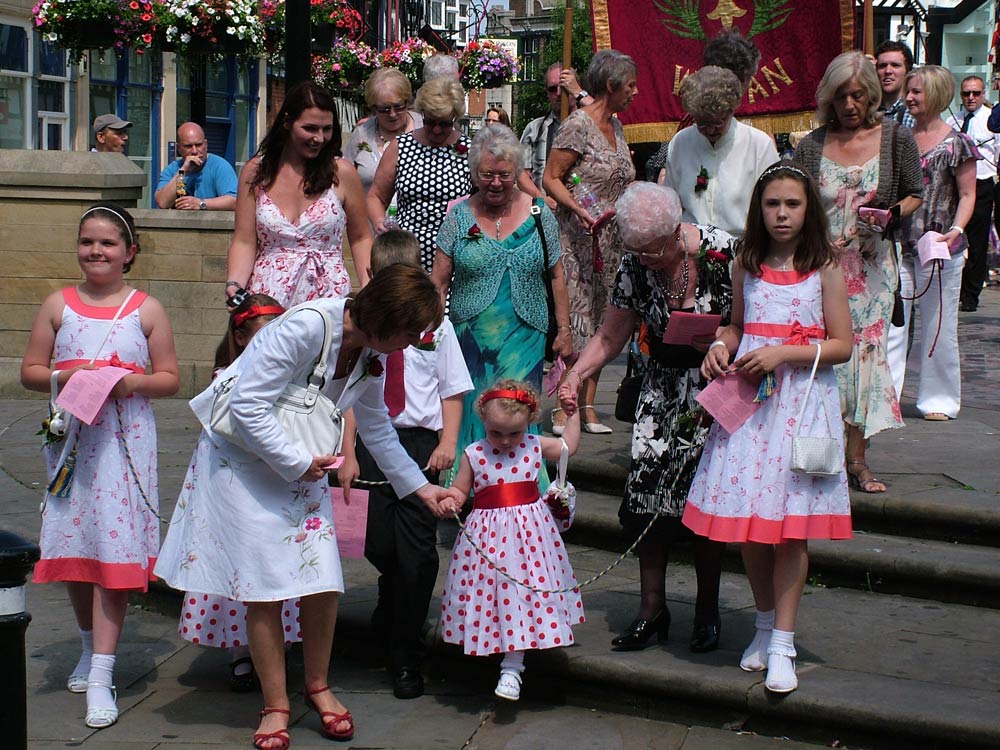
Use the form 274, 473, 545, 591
337, 230, 472, 699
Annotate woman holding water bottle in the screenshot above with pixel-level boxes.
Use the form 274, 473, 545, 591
543, 49, 637, 434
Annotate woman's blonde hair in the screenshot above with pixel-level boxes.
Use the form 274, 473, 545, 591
815, 51, 882, 128
905, 65, 954, 117
680, 66, 742, 121
364, 68, 412, 111
415, 77, 466, 121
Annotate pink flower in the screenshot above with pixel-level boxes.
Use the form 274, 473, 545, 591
294, 532, 308, 543
305, 517, 321, 530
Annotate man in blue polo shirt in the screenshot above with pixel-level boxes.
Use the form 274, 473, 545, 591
154, 122, 237, 210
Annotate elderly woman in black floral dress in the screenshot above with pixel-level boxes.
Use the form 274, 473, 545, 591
558, 182, 734, 654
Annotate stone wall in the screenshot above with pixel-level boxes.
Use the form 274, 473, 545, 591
0, 149, 358, 399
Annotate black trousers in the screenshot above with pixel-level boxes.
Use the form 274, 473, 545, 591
355, 427, 439, 672
963, 177, 994, 308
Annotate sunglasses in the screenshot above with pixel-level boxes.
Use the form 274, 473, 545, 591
424, 118, 455, 130
375, 103, 408, 114
962, 90, 983, 97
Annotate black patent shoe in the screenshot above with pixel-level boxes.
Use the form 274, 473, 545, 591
689, 620, 721, 653
393, 667, 425, 699
611, 608, 671, 651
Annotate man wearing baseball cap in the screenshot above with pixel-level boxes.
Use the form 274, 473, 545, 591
93, 114, 132, 153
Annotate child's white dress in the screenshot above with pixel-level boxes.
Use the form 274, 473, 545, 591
683, 267, 853, 543
34, 288, 159, 590
440, 434, 584, 656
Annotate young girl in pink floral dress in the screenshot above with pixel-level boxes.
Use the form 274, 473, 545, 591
439, 380, 582, 701
683, 164, 854, 694
21, 203, 179, 729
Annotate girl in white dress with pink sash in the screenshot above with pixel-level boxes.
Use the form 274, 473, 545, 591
683, 164, 854, 694
21, 203, 179, 730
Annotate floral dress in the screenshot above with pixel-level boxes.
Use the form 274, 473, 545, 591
610, 227, 734, 539
395, 131, 472, 273
819, 156, 903, 438
683, 267, 852, 543
551, 109, 635, 351
248, 185, 351, 307
33, 289, 159, 591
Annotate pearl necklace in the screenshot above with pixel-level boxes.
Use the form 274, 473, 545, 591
660, 228, 691, 302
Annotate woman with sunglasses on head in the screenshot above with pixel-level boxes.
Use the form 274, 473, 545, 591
344, 69, 423, 193
368, 77, 472, 273
432, 123, 573, 480
557, 182, 735, 654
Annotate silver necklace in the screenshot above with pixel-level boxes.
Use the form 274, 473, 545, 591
482, 200, 512, 239
661, 229, 690, 301
769, 255, 793, 271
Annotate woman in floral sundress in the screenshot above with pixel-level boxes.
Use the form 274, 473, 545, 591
544, 49, 637, 434
793, 52, 923, 493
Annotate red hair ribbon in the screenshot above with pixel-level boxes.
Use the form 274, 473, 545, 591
233, 304, 285, 328
481, 388, 537, 412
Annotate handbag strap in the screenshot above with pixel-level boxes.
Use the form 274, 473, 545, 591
89, 288, 138, 365
532, 201, 556, 316
554, 438, 569, 488
793, 343, 835, 438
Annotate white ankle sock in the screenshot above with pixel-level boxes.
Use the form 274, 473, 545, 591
739, 609, 774, 671
500, 650, 525, 675
87, 653, 117, 713
768, 628, 796, 656
73, 629, 94, 676
754, 609, 775, 631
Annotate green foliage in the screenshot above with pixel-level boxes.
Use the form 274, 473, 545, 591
747, 0, 793, 39
513, 0, 594, 134
653, 0, 706, 41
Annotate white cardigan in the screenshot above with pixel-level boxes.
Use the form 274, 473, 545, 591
191, 298, 427, 494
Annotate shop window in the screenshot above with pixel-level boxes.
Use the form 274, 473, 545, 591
0, 23, 29, 148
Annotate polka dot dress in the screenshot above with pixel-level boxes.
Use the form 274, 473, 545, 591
178, 594, 302, 648
440, 434, 584, 656
394, 131, 472, 273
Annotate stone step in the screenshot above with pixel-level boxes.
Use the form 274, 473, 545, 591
565, 489, 1000, 608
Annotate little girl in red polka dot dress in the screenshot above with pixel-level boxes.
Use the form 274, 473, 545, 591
439, 380, 583, 701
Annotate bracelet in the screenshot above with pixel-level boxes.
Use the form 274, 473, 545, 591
557, 325, 571, 331
709, 340, 727, 351
565, 368, 581, 379
950, 225, 965, 235
225, 280, 242, 288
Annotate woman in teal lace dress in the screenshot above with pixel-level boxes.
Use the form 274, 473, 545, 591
793, 52, 923, 493
432, 124, 573, 479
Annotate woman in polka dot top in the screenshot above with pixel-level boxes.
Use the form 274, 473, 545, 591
438, 380, 582, 701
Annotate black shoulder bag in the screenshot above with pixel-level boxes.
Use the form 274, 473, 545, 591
533, 201, 559, 362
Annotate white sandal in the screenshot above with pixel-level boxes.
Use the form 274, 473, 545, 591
67, 671, 89, 693
85, 681, 118, 729
581, 405, 612, 434
551, 408, 566, 437
494, 669, 522, 701
764, 646, 798, 694
739, 628, 770, 672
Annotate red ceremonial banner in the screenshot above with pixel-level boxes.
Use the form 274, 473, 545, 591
590, 0, 855, 141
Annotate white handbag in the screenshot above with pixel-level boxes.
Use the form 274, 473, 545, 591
542, 438, 576, 531
209, 307, 345, 458
790, 343, 843, 477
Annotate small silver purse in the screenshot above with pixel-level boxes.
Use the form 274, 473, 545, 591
790, 343, 843, 477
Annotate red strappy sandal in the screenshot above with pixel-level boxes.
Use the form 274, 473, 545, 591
253, 707, 290, 750
304, 685, 355, 742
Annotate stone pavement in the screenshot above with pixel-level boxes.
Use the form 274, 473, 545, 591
1, 286, 998, 748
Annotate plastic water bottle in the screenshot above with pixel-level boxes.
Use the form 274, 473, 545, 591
384, 205, 399, 229
570, 173, 601, 212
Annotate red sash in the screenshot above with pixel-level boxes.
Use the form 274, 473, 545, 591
744, 321, 825, 344
473, 480, 540, 510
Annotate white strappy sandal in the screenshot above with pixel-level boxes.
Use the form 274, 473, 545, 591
494, 669, 522, 701
85, 681, 118, 729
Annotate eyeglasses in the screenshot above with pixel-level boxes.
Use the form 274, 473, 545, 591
423, 118, 455, 130
962, 90, 983, 97
375, 103, 408, 114
477, 171, 515, 183
695, 119, 728, 131
624, 237, 668, 259
546, 84, 560, 93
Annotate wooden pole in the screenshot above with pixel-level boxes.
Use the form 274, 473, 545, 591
862, 0, 875, 56
560, 5, 573, 120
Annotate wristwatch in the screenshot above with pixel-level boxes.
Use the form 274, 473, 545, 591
199, 199, 207, 210
575, 90, 589, 105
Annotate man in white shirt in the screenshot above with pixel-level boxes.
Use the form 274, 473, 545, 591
949, 76, 995, 312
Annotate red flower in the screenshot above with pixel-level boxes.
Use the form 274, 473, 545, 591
455, 142, 468, 155
706, 249, 728, 262
466, 224, 482, 241
367, 356, 384, 377
420, 332, 435, 345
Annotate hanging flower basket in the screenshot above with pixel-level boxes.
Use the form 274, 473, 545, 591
312, 38, 380, 93
155, 0, 264, 60
262, 0, 363, 59
458, 39, 519, 91
379, 38, 434, 88
32, 0, 158, 62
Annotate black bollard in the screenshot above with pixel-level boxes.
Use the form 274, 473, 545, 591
0, 530, 41, 750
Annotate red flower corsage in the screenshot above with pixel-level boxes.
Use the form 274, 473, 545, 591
417, 331, 438, 351
349, 352, 384, 388
695, 166, 709, 193
466, 224, 483, 241
454, 141, 469, 155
